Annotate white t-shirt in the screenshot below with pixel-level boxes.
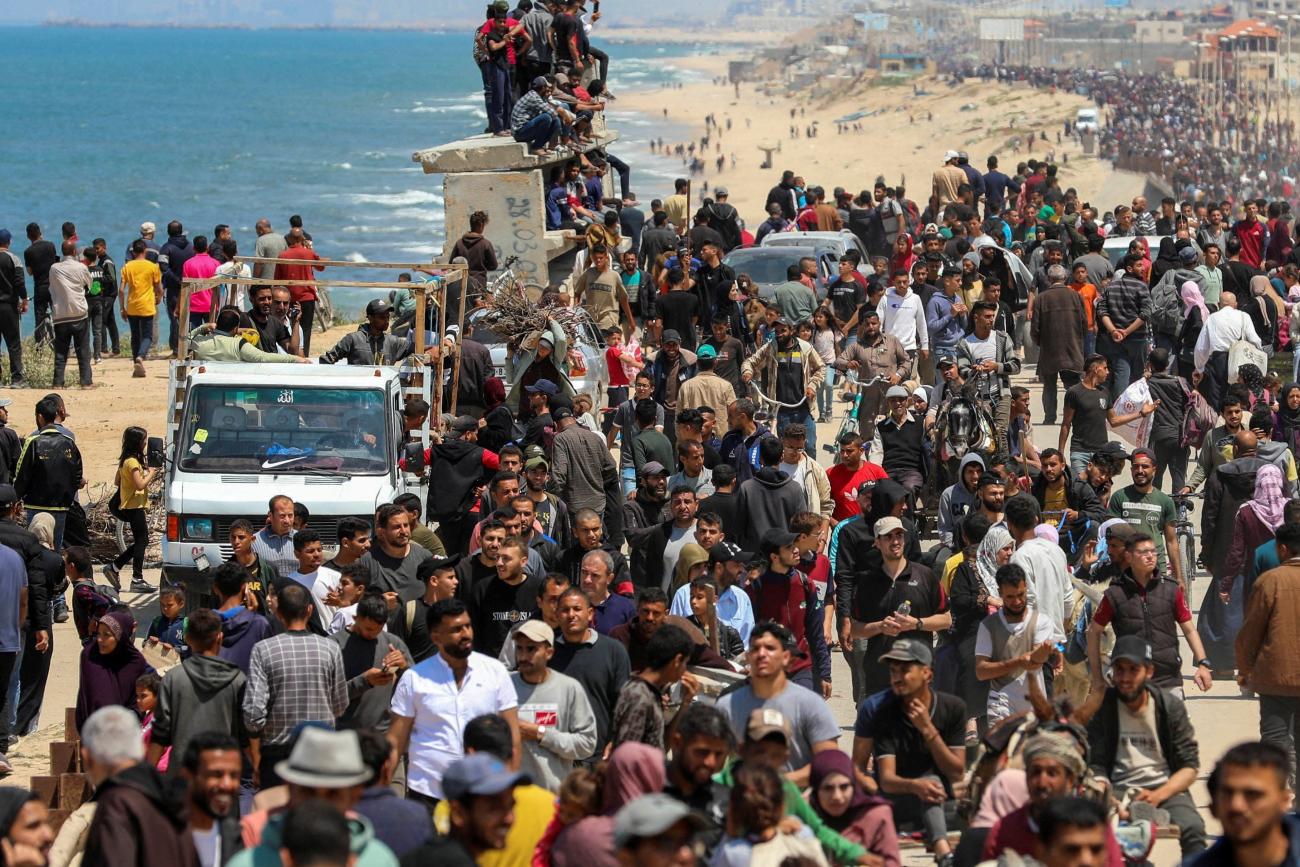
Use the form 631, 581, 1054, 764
389, 651, 518, 799
192, 824, 221, 867
290, 567, 341, 634
329, 604, 359, 634
661, 522, 696, 591
974, 608, 1056, 723
963, 332, 1000, 399
779, 461, 806, 491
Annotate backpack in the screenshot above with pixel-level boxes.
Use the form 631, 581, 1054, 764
1179, 380, 1218, 449
1147, 275, 1183, 338
108, 487, 125, 520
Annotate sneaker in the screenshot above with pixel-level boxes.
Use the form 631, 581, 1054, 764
130, 578, 153, 593
53, 607, 69, 624
8, 379, 24, 389
133, 358, 146, 378
0, 754, 13, 776
102, 562, 121, 591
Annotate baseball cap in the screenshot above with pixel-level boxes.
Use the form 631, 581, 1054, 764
489, 0, 510, 11
1110, 634, 1153, 667
1105, 523, 1140, 544
878, 637, 934, 666
366, 298, 391, 316
1178, 246, 1198, 263
0, 399, 10, 409
526, 379, 558, 395
857, 479, 877, 496
708, 541, 753, 564
944, 149, 960, 161
450, 415, 478, 434
873, 516, 903, 536
661, 329, 682, 344
531, 75, 550, 89
640, 460, 669, 477
613, 794, 707, 849
715, 186, 729, 196
443, 754, 531, 801
976, 471, 1003, 489
696, 344, 717, 360
524, 455, 549, 470
1095, 441, 1129, 461
759, 528, 799, 557
515, 619, 555, 645
139, 221, 156, 235
551, 406, 574, 422
745, 708, 792, 743
886, 385, 910, 399
937, 355, 957, 368
428, 553, 462, 572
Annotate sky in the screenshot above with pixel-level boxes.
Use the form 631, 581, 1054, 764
9, 0, 718, 25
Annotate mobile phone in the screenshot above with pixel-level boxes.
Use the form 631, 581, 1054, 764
593, 0, 600, 10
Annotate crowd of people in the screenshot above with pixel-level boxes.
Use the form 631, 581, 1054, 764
11, 39, 1300, 867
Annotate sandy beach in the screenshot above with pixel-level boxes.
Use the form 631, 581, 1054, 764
615, 53, 1148, 225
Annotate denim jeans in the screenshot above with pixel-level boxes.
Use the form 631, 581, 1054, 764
1083, 329, 1096, 358
817, 367, 836, 418
87, 295, 105, 359
776, 406, 816, 456
129, 314, 154, 360
513, 112, 560, 150
1041, 368, 1080, 424
1098, 333, 1147, 402
621, 466, 637, 497
52, 318, 92, 387
1069, 450, 1094, 481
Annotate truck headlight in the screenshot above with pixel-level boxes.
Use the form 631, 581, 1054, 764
184, 518, 214, 541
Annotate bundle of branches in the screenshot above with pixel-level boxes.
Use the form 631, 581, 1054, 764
479, 289, 585, 348
83, 479, 167, 564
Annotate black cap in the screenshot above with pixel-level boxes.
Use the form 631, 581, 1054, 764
366, 298, 392, 316
0, 484, 15, 507
552, 406, 574, 422
429, 553, 462, 572
759, 528, 798, 557
708, 541, 753, 564
1110, 635, 1153, 667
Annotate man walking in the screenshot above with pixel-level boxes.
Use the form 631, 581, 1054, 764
0, 230, 26, 384
1031, 265, 1086, 425
159, 221, 194, 355
1096, 253, 1152, 400
741, 318, 825, 455
877, 271, 927, 378
253, 219, 288, 279
14, 396, 82, 548
23, 223, 57, 345
48, 240, 92, 387
975, 563, 1060, 725
511, 619, 598, 792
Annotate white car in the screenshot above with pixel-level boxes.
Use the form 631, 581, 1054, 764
760, 230, 873, 275
1076, 107, 1099, 134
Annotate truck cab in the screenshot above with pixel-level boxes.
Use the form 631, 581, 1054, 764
162, 360, 429, 605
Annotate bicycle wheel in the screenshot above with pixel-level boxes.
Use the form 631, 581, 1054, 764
1177, 530, 1196, 585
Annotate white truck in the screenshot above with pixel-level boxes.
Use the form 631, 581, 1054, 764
161, 359, 430, 607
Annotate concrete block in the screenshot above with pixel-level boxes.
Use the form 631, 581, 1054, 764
50, 741, 78, 775
29, 776, 57, 806
47, 809, 69, 834
443, 171, 550, 286
58, 774, 91, 811
413, 129, 621, 174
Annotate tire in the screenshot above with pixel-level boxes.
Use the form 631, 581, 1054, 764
1178, 530, 1196, 585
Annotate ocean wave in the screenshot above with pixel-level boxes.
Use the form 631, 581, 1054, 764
348, 190, 444, 207
392, 207, 445, 223
340, 225, 405, 235
403, 244, 442, 256
333, 162, 353, 169
344, 252, 369, 263
408, 103, 479, 114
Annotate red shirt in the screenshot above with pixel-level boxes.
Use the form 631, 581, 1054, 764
274, 246, 324, 303
826, 461, 888, 521
984, 804, 1124, 866
1234, 218, 1266, 268
479, 18, 523, 65
606, 346, 630, 387
747, 570, 816, 674
1092, 581, 1192, 626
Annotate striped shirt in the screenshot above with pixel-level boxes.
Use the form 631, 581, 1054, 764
243, 630, 347, 746
251, 527, 297, 579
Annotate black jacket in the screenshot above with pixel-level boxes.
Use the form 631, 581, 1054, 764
0, 250, 25, 306
426, 439, 493, 521
157, 234, 193, 307
1087, 683, 1199, 781
557, 542, 630, 589
630, 519, 682, 591
1146, 372, 1189, 444
319, 325, 414, 365
0, 519, 49, 630
14, 427, 82, 511
1029, 475, 1104, 527
447, 338, 491, 412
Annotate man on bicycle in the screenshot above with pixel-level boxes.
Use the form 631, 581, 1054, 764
741, 317, 826, 455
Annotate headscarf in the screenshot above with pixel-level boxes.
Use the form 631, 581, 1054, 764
1238, 362, 1265, 398
0, 787, 37, 840
975, 526, 1014, 596
28, 512, 55, 550
808, 749, 888, 832
484, 376, 506, 409
971, 768, 1029, 829
1249, 275, 1275, 331
1245, 463, 1287, 530
1022, 731, 1087, 780
888, 235, 916, 278
865, 478, 908, 531
1276, 383, 1300, 442
1180, 280, 1209, 322
671, 543, 710, 594
602, 742, 666, 814
75, 609, 150, 731
1034, 524, 1060, 545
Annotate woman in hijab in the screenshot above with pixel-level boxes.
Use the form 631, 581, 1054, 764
887, 233, 916, 278
1247, 275, 1278, 352
1237, 362, 1271, 410
1273, 382, 1300, 452
477, 375, 514, 453
948, 521, 1014, 735
1225, 463, 1287, 599
1176, 280, 1210, 380
1149, 236, 1180, 287
0, 787, 53, 866
74, 609, 152, 731
551, 742, 665, 867
18, 514, 63, 738
807, 751, 899, 867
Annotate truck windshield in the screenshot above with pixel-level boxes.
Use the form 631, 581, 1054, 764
178, 386, 390, 474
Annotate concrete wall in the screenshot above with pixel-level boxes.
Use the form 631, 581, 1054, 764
442, 170, 549, 286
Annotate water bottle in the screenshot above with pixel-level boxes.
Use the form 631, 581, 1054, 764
895, 600, 912, 619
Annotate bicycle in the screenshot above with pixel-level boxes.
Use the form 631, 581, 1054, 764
1172, 492, 1199, 587
819, 371, 884, 457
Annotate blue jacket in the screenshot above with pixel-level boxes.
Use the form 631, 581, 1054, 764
1186, 813, 1300, 866
925, 291, 965, 350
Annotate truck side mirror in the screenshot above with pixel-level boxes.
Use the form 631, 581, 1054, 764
404, 442, 425, 474
148, 437, 166, 469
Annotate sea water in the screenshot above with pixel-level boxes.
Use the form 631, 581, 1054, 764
0, 26, 705, 323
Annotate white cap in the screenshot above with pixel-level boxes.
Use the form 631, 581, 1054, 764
139, 221, 156, 235
944, 150, 960, 161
